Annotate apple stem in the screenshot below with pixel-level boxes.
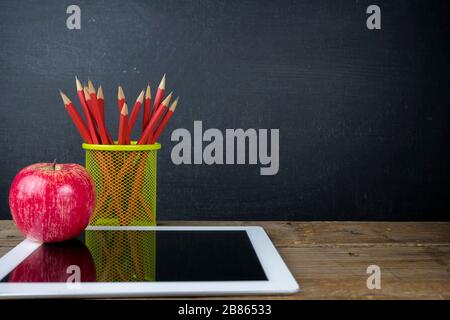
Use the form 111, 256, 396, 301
52, 159, 57, 170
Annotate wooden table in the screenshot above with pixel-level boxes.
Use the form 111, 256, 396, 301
0, 220, 449, 299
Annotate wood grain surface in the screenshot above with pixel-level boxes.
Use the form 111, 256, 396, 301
1, 220, 449, 299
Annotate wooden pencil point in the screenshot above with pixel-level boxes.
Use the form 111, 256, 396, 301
137, 90, 145, 103
161, 92, 173, 106
118, 86, 125, 100
83, 87, 91, 100
121, 103, 129, 115
159, 74, 166, 89
97, 85, 104, 99
88, 80, 96, 94
145, 84, 151, 99
75, 76, 83, 91
59, 91, 71, 105
169, 97, 179, 111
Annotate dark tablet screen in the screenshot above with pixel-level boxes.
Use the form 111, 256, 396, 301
2, 230, 267, 282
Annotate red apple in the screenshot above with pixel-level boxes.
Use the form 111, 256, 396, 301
8, 240, 96, 282
9, 162, 96, 242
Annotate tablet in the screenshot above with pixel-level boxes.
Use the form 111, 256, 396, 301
0, 226, 299, 299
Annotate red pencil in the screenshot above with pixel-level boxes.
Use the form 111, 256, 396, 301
75, 77, 99, 144
83, 87, 95, 118
84, 86, 111, 144
128, 89, 144, 133
97, 85, 114, 144
59, 91, 93, 144
138, 93, 172, 144
118, 103, 129, 145
88, 80, 110, 144
84, 87, 98, 130
142, 84, 152, 132
147, 90, 173, 143
152, 74, 166, 114
118, 86, 126, 112
97, 85, 105, 121
150, 97, 179, 144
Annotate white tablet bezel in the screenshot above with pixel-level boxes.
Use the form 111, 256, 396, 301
0, 226, 299, 299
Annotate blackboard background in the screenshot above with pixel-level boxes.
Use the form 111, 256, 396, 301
0, 0, 449, 220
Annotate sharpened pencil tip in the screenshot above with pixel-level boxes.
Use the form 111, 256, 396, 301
169, 97, 179, 111
83, 87, 91, 100
121, 103, 128, 115
159, 74, 166, 89
161, 92, 173, 106
59, 90, 70, 105
75, 76, 83, 91
137, 90, 145, 103
87, 79, 96, 94
97, 85, 104, 99
118, 86, 125, 100
145, 84, 151, 99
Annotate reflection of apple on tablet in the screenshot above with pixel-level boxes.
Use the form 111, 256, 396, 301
8, 240, 96, 283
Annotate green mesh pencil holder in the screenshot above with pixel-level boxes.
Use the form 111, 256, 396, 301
82, 142, 161, 226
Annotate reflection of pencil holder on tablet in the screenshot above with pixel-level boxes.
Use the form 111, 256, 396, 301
82, 142, 161, 226
85, 229, 156, 281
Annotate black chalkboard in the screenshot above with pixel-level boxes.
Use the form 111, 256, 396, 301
0, 0, 449, 220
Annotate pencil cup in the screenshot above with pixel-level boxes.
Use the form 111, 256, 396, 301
82, 142, 161, 226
